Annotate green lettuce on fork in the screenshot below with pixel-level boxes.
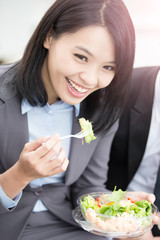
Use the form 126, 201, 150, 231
79, 117, 96, 143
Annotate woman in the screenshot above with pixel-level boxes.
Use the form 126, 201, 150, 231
0, 0, 136, 239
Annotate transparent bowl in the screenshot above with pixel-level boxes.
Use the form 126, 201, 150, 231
72, 192, 158, 238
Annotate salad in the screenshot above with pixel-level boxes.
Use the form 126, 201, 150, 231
79, 117, 96, 143
79, 188, 156, 233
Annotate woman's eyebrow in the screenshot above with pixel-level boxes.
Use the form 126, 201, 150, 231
107, 61, 116, 65
75, 45, 116, 64
75, 45, 93, 57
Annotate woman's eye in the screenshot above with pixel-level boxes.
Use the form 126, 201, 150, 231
103, 65, 115, 71
74, 54, 88, 62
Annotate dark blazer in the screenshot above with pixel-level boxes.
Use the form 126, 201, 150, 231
0, 63, 118, 239
107, 66, 160, 191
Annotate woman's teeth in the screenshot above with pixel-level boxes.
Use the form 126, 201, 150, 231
67, 78, 88, 93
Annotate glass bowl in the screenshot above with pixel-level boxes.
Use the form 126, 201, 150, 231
72, 192, 158, 238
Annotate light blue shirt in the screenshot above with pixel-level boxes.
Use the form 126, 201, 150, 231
0, 99, 80, 212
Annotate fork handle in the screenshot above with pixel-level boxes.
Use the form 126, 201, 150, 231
60, 135, 74, 140
60, 136, 69, 140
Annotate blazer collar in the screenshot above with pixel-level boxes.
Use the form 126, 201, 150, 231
1, 95, 29, 170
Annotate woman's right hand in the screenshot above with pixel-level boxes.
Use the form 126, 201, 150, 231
17, 134, 69, 181
0, 134, 69, 199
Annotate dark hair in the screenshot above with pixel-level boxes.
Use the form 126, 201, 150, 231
16, 0, 135, 133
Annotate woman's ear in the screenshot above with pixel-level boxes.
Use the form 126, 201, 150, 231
43, 30, 53, 49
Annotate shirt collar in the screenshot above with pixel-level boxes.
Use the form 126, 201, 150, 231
21, 99, 33, 114
74, 103, 80, 117
21, 99, 80, 117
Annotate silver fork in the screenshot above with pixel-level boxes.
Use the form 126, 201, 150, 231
60, 131, 90, 140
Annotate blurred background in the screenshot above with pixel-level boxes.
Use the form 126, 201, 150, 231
0, 0, 160, 67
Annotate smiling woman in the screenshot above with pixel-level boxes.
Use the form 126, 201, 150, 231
0, 0, 136, 240
16, 0, 135, 134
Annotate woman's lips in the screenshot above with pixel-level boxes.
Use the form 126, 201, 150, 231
66, 77, 89, 98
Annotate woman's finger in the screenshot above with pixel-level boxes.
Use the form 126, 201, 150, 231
23, 136, 51, 152
46, 147, 69, 172
39, 140, 62, 161
49, 148, 66, 168
35, 134, 61, 157
153, 215, 160, 225
127, 191, 155, 203
50, 158, 69, 176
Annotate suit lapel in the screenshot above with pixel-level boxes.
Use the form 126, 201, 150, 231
2, 96, 29, 169
0, 63, 29, 170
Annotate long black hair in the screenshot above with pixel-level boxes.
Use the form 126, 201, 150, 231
16, 0, 135, 133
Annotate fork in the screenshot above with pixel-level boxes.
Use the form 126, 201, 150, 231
60, 131, 90, 140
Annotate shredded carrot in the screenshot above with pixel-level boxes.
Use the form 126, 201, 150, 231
96, 197, 101, 207
106, 201, 114, 205
81, 138, 84, 145
127, 197, 136, 203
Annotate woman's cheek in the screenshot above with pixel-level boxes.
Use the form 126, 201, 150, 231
100, 75, 115, 88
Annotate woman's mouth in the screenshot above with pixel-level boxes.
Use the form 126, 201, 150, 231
66, 77, 89, 98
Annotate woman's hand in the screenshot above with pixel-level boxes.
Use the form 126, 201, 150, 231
0, 134, 69, 199
115, 230, 160, 240
17, 134, 69, 180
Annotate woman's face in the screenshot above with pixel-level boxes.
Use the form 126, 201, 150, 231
42, 26, 116, 105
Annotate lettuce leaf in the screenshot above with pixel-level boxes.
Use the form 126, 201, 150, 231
98, 203, 126, 216
80, 195, 96, 210
79, 118, 96, 143
107, 188, 126, 204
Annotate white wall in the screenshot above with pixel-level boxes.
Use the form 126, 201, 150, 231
123, 0, 160, 67
0, 0, 54, 63
0, 0, 160, 67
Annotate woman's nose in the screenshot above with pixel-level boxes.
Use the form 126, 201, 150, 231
79, 69, 98, 86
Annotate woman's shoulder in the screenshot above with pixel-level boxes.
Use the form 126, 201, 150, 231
0, 62, 17, 78
0, 62, 19, 101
